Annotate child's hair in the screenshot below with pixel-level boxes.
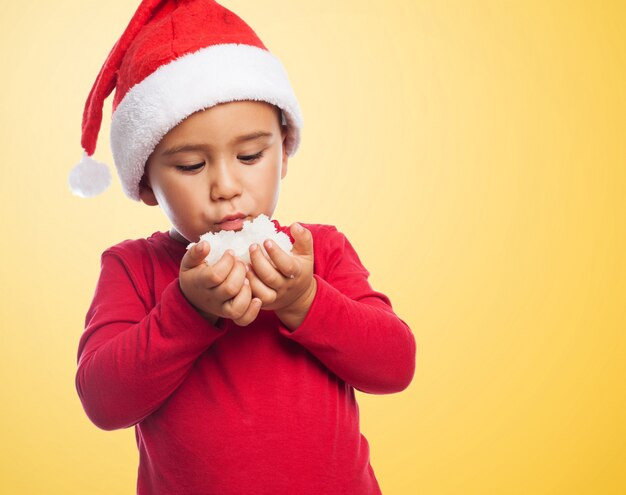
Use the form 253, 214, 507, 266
69, 0, 302, 200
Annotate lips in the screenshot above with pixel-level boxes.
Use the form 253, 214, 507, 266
216, 213, 247, 231
219, 213, 245, 222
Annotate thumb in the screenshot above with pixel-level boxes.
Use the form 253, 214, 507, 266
181, 241, 210, 271
290, 223, 313, 256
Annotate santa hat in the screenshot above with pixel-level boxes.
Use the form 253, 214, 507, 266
69, 0, 302, 200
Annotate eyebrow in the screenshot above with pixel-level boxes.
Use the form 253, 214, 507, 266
161, 131, 274, 156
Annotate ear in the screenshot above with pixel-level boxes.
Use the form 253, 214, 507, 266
280, 126, 289, 179
138, 175, 159, 206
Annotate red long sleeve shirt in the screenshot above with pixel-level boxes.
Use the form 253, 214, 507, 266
76, 222, 416, 494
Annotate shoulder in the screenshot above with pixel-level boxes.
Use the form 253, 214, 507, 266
100, 231, 180, 275
97, 232, 181, 303
295, 222, 368, 278
298, 222, 342, 241
304, 222, 361, 246
293, 223, 351, 253
103, 231, 174, 254
275, 221, 345, 247
103, 232, 159, 259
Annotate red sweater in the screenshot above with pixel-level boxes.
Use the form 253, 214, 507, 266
76, 222, 416, 494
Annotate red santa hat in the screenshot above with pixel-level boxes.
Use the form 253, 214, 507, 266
69, 0, 302, 199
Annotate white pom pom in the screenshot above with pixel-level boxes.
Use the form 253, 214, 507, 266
68, 152, 112, 198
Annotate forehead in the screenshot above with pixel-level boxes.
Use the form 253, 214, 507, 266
157, 100, 282, 149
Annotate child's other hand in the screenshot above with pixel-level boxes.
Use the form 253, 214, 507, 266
179, 242, 262, 327
246, 223, 317, 329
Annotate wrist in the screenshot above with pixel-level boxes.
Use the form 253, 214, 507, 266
178, 279, 220, 325
276, 277, 317, 330
198, 309, 220, 326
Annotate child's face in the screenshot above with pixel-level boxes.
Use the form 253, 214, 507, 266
140, 101, 288, 242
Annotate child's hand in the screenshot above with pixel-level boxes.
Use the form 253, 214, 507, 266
179, 242, 262, 326
246, 223, 317, 329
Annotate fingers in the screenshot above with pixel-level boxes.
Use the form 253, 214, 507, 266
223, 278, 262, 326
180, 243, 265, 325
208, 249, 237, 286
263, 239, 300, 279
246, 268, 277, 305
232, 295, 263, 327
180, 241, 210, 272
221, 277, 249, 318
182, 227, 312, 326
181, 244, 239, 291
213, 258, 247, 300
290, 223, 313, 256
249, 243, 286, 288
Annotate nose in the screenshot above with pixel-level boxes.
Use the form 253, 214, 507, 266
209, 160, 242, 201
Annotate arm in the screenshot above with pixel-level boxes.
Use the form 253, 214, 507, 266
280, 274, 416, 394
246, 223, 416, 394
75, 250, 225, 431
278, 226, 416, 394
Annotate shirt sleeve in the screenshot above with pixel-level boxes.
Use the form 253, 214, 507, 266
277, 226, 416, 394
75, 249, 226, 431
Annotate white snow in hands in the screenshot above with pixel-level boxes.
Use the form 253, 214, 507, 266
187, 214, 293, 265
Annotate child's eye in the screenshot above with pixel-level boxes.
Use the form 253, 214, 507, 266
175, 162, 205, 172
238, 151, 264, 164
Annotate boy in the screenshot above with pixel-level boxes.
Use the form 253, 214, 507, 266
73, 1, 416, 494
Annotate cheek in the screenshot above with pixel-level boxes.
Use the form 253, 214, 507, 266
243, 168, 278, 210
155, 177, 199, 213
258, 162, 282, 192
244, 151, 282, 184
259, 164, 283, 207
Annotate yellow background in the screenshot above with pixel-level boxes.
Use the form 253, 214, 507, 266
1, 1, 625, 493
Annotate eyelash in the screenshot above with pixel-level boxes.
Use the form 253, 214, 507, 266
239, 151, 264, 163
175, 152, 264, 171
176, 163, 204, 172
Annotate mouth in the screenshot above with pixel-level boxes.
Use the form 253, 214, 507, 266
216, 213, 247, 231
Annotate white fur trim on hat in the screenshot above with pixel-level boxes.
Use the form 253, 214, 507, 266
110, 43, 303, 201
